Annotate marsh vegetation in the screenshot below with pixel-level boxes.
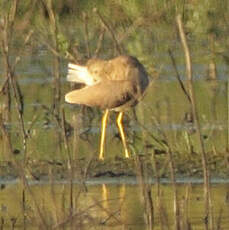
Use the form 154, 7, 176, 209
0, 0, 228, 229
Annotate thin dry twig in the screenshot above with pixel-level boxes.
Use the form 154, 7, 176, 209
94, 27, 105, 58
133, 153, 154, 229
52, 197, 122, 229
227, 80, 229, 152
94, 8, 123, 55
61, 108, 74, 215
83, 12, 91, 58
61, 108, 71, 164
168, 49, 191, 103
91, 196, 123, 225
118, 17, 143, 43
41, 0, 62, 117
0, 77, 10, 96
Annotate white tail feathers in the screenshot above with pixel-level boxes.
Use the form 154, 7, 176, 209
67, 63, 95, 85
68, 63, 86, 71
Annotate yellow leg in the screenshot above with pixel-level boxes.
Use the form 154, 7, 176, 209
116, 112, 130, 158
99, 109, 109, 160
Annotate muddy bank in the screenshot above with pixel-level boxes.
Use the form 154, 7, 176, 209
1, 152, 229, 181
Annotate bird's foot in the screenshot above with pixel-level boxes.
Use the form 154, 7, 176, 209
99, 154, 104, 161
124, 149, 130, 158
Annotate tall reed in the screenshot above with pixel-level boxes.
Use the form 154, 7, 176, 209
176, 14, 213, 230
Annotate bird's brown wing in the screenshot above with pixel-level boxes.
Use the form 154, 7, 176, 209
65, 79, 137, 110
104, 55, 145, 81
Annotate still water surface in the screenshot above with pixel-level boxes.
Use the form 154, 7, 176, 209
1, 179, 229, 229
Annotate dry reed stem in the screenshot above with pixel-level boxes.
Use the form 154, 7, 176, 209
176, 14, 213, 230
138, 114, 170, 150
168, 49, 191, 103
0, 21, 11, 122
145, 118, 171, 230
181, 184, 191, 230
49, 166, 60, 225
71, 112, 93, 192
40, 38, 62, 58
152, 149, 160, 191
52, 197, 121, 229
134, 154, 154, 229
168, 149, 180, 230
22, 189, 26, 230
42, 0, 64, 162
118, 17, 143, 44
83, 12, 91, 58
0, 115, 48, 229
0, 217, 4, 230
94, 27, 105, 57
61, 108, 71, 166
150, 112, 180, 230
61, 108, 74, 216
91, 196, 123, 225
0, 77, 10, 95
41, 0, 61, 116
94, 8, 123, 55
215, 208, 223, 230
0, 3, 49, 227
72, 113, 79, 162
152, 149, 169, 229
0, 9, 30, 159
0, 24, 32, 155
208, 34, 217, 80
227, 80, 229, 152
165, 96, 181, 230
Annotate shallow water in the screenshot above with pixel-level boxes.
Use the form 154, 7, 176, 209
0, 179, 229, 229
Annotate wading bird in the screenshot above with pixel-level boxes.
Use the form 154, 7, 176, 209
65, 55, 149, 160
